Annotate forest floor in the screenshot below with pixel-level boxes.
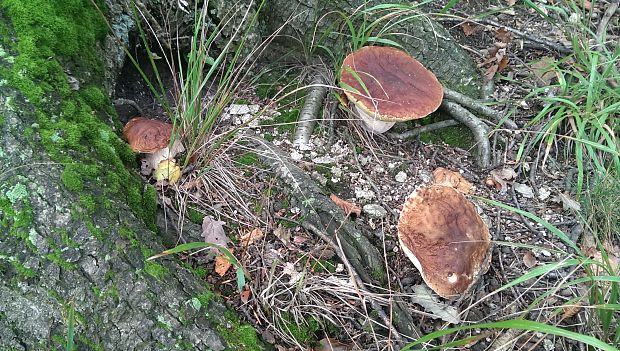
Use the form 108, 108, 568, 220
114, 1, 618, 350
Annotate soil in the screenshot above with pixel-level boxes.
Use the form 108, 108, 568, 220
112, 1, 617, 350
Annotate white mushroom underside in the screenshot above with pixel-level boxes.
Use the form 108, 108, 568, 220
144, 139, 185, 172
352, 104, 395, 134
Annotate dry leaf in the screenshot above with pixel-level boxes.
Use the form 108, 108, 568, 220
240, 288, 251, 303
240, 228, 265, 246
495, 27, 512, 43
411, 285, 460, 324
432, 167, 473, 194
293, 235, 309, 245
577, 0, 592, 10
215, 254, 232, 276
529, 57, 558, 85
489, 167, 517, 192
484, 64, 499, 81
329, 193, 362, 217
461, 22, 477, 36
498, 55, 509, 72
561, 303, 582, 319
202, 216, 231, 249
523, 251, 538, 268
506, 0, 517, 5
557, 192, 582, 211
316, 338, 354, 351
514, 182, 534, 198
273, 225, 291, 246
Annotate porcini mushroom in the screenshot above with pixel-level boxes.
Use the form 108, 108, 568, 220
397, 185, 491, 299
340, 46, 443, 133
122, 117, 185, 182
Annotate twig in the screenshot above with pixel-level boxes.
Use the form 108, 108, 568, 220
301, 221, 405, 347
440, 100, 491, 168
293, 74, 330, 147
387, 119, 460, 139
443, 87, 518, 129
475, 18, 572, 54
596, 1, 620, 88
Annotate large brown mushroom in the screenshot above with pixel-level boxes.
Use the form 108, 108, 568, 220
340, 46, 443, 133
122, 117, 184, 182
397, 184, 491, 299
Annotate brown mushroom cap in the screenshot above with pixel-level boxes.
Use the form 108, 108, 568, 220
397, 185, 491, 299
340, 46, 443, 122
122, 117, 173, 153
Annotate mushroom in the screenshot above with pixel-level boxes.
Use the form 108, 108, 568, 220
339, 46, 443, 133
122, 117, 185, 182
397, 184, 491, 299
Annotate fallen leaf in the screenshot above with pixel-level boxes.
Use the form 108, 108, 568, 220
282, 262, 303, 285
240, 228, 265, 246
461, 22, 477, 36
523, 251, 537, 268
484, 64, 499, 81
497, 55, 509, 72
513, 182, 534, 198
495, 27, 512, 43
315, 338, 354, 351
489, 167, 517, 192
202, 216, 231, 249
240, 288, 251, 303
293, 235, 309, 245
577, 0, 592, 10
506, 0, 517, 5
432, 167, 473, 193
561, 303, 582, 320
528, 57, 558, 85
411, 285, 460, 324
557, 192, 582, 211
273, 225, 291, 246
215, 254, 232, 276
329, 193, 362, 217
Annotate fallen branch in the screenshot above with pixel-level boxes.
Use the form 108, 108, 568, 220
475, 18, 572, 54
440, 100, 491, 168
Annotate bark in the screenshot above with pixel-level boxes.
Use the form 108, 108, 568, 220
0, 4, 265, 351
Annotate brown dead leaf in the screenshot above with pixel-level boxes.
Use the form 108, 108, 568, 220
240, 228, 265, 246
273, 225, 291, 246
293, 235, 309, 245
528, 57, 558, 85
202, 216, 231, 250
329, 193, 362, 217
577, 0, 592, 10
523, 251, 538, 268
432, 167, 473, 194
484, 64, 499, 81
489, 167, 517, 192
498, 55, 509, 72
495, 27, 512, 43
557, 192, 582, 211
215, 254, 232, 276
240, 288, 251, 303
315, 338, 354, 351
561, 303, 582, 320
461, 22, 477, 36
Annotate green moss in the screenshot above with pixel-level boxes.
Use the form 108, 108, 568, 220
234, 152, 259, 166
60, 165, 84, 192
80, 86, 106, 110
187, 207, 205, 224
79, 194, 97, 214
281, 312, 320, 346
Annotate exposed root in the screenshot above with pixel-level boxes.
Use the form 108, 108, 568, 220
443, 87, 517, 129
440, 100, 491, 168
387, 119, 460, 140
293, 69, 330, 147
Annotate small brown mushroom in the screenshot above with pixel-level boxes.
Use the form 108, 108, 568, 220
397, 185, 491, 299
340, 46, 443, 133
122, 117, 185, 181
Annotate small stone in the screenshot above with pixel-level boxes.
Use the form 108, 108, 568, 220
363, 204, 388, 219
540, 249, 552, 257
290, 150, 303, 161
538, 187, 551, 201
228, 104, 251, 115
395, 171, 407, 183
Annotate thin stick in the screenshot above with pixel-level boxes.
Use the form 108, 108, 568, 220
475, 18, 572, 54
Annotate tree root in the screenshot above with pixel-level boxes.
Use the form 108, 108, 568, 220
387, 119, 460, 140
441, 100, 492, 168
293, 75, 330, 147
443, 87, 517, 129
251, 136, 422, 343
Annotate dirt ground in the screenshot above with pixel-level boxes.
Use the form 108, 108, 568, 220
113, 1, 617, 350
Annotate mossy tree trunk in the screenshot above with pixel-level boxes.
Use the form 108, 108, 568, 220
0, 1, 264, 350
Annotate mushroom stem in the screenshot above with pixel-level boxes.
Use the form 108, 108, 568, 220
351, 104, 395, 134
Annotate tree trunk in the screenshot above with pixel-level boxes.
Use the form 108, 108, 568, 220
0, 2, 264, 350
